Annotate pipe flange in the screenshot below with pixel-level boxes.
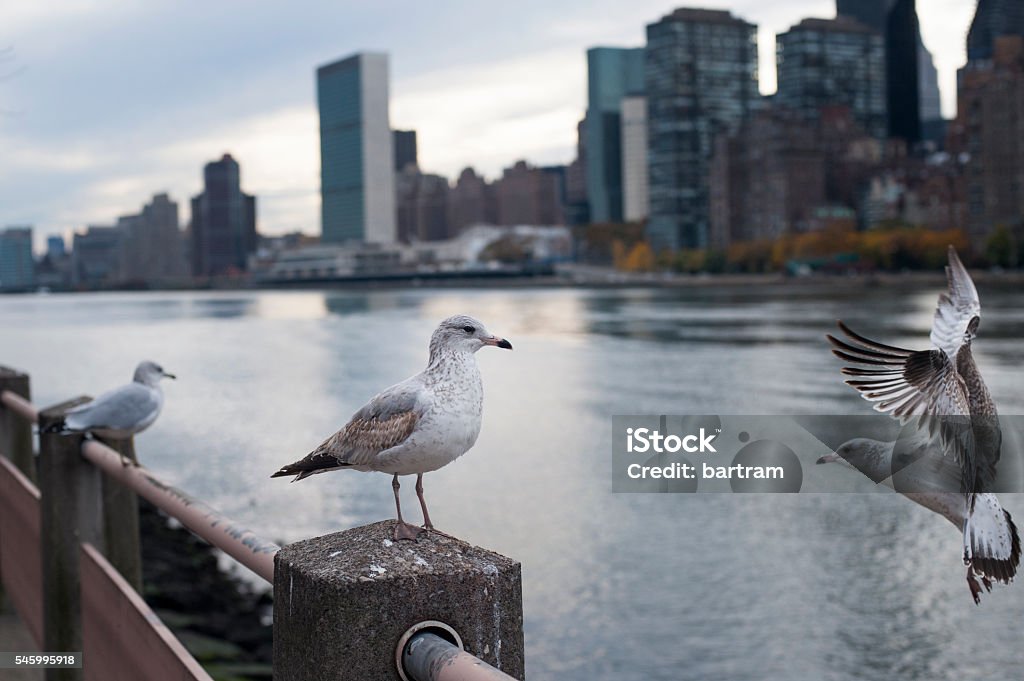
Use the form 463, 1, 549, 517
395, 620, 464, 681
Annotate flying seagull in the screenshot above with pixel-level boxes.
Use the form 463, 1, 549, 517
45, 360, 175, 440
823, 246, 1020, 604
271, 315, 512, 541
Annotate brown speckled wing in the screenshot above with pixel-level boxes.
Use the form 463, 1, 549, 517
271, 410, 419, 481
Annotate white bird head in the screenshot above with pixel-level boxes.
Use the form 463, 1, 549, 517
133, 360, 176, 386
429, 315, 512, 357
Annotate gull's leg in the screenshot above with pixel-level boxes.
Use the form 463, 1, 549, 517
966, 566, 992, 605
415, 473, 434, 530
416, 474, 455, 538
392, 474, 422, 541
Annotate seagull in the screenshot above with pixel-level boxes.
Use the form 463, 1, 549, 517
824, 246, 1019, 603
46, 360, 175, 440
271, 315, 513, 541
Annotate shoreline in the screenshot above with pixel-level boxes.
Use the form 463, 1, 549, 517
5, 266, 1024, 295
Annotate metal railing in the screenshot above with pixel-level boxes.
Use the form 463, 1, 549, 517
1, 387, 278, 583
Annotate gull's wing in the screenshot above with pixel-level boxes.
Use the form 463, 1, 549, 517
64, 383, 162, 433
271, 380, 424, 481
930, 246, 981, 362
827, 321, 977, 491
828, 321, 971, 421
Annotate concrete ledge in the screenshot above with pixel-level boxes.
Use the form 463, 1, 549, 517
273, 520, 524, 680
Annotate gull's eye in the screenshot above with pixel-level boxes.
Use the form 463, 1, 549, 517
462, 325, 475, 334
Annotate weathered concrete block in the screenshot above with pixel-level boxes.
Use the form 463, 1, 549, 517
274, 520, 524, 681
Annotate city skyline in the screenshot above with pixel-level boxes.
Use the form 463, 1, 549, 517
1, 0, 975, 247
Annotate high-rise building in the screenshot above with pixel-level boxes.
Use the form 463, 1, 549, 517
775, 17, 886, 139
957, 36, 1024, 243
46, 235, 65, 258
0, 226, 34, 290
393, 129, 418, 172
72, 226, 123, 287
709, 108, 827, 248
918, 39, 944, 144
448, 168, 495, 233
121, 193, 188, 282
585, 47, 644, 224
190, 154, 257, 277
835, 0, 922, 144
620, 95, 648, 222
493, 161, 565, 226
967, 0, 1024, 62
317, 52, 396, 244
645, 8, 760, 250
395, 166, 451, 242
564, 118, 590, 226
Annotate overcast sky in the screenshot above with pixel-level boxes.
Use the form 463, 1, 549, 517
0, 0, 976, 248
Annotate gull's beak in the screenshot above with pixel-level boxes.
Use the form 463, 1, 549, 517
816, 453, 840, 465
483, 335, 513, 350
163, 371, 177, 380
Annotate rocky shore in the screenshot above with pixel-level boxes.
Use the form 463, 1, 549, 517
139, 499, 273, 681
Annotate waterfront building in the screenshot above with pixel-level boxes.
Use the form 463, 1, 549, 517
0, 226, 34, 290
190, 154, 257, 277
620, 95, 648, 222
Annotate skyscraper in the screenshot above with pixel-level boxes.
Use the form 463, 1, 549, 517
317, 52, 396, 244
620, 96, 649, 222
967, 0, 1024, 62
645, 8, 759, 250
585, 47, 645, 224
957, 36, 1024, 243
393, 129, 418, 172
0, 226, 34, 290
835, 0, 923, 144
121, 193, 188, 282
190, 154, 257, 277
776, 17, 887, 139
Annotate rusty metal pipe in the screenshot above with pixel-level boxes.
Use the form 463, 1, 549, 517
402, 632, 517, 681
1, 389, 38, 424
80, 439, 278, 583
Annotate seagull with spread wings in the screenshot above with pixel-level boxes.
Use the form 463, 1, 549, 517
271, 315, 512, 541
823, 246, 1019, 603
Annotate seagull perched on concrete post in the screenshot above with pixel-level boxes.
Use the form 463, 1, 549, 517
43, 360, 175, 441
824, 246, 1020, 604
271, 314, 512, 541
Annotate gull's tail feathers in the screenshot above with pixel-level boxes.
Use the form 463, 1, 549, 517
270, 459, 352, 482
965, 495, 1020, 603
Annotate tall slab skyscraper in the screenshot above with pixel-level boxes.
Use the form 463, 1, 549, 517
585, 47, 645, 224
317, 52, 396, 244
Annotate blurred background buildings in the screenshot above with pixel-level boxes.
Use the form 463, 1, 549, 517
5, 0, 1024, 290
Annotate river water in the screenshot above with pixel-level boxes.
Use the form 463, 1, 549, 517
1, 281, 1022, 680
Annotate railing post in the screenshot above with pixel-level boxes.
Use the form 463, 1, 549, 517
98, 437, 142, 591
0, 367, 32, 615
273, 520, 525, 680
38, 397, 103, 681
0, 367, 34, 481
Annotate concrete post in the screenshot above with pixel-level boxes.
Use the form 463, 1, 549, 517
39, 397, 103, 681
273, 520, 525, 681
97, 437, 142, 592
0, 367, 34, 481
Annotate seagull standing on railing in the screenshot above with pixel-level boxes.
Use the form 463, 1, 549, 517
823, 246, 1020, 604
43, 360, 175, 441
271, 314, 513, 541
